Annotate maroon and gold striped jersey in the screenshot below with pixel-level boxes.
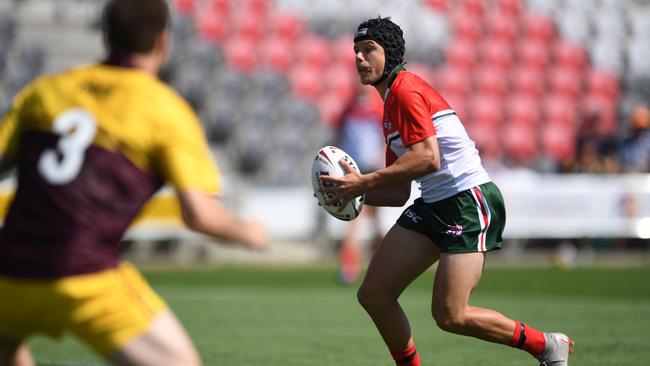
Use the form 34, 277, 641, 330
0, 63, 220, 278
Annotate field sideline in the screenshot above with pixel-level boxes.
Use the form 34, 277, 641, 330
28, 266, 650, 366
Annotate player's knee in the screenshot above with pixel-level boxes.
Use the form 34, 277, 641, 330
432, 306, 466, 333
356, 286, 375, 309
357, 285, 391, 313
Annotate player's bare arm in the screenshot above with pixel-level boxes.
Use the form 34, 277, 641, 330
364, 182, 410, 207
320, 136, 439, 207
177, 189, 269, 251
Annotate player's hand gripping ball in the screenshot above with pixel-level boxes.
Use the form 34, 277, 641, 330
311, 146, 364, 221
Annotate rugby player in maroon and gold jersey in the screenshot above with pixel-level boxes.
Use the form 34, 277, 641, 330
0, 1, 267, 365
320, 17, 573, 366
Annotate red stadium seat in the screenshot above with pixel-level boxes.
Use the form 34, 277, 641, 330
437, 66, 472, 97
331, 35, 356, 68
548, 68, 584, 100
506, 95, 540, 128
494, 0, 524, 17
481, 39, 514, 71
444, 39, 478, 70
502, 123, 537, 164
259, 36, 293, 73
323, 64, 357, 102
231, 10, 264, 42
521, 14, 556, 44
444, 94, 468, 122
543, 95, 579, 128
553, 40, 588, 72
223, 36, 258, 74
408, 62, 436, 85
317, 91, 347, 128
510, 66, 545, 99
470, 94, 504, 128
243, 0, 270, 17
541, 124, 576, 164
486, 13, 520, 42
423, 0, 451, 12
288, 63, 323, 102
457, 0, 486, 17
450, 13, 483, 43
586, 68, 620, 101
196, 11, 228, 45
269, 11, 305, 42
173, 0, 196, 16
466, 121, 503, 161
516, 40, 550, 71
207, 0, 230, 14
475, 67, 509, 98
295, 35, 331, 71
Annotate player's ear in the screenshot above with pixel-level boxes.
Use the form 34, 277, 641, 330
153, 28, 171, 71
156, 28, 171, 54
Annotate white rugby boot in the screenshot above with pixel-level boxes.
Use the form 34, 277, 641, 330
536, 333, 574, 366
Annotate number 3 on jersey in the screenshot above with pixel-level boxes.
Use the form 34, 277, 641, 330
37, 108, 97, 185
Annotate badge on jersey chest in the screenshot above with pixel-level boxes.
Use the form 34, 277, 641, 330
383, 112, 392, 130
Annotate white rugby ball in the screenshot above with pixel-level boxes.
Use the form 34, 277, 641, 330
311, 146, 364, 221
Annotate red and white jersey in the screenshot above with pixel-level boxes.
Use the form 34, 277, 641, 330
383, 70, 490, 203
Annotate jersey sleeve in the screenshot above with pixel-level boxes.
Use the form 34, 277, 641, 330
155, 97, 221, 195
385, 145, 398, 166
0, 85, 33, 164
392, 89, 436, 147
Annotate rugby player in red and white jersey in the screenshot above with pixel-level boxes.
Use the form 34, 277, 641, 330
320, 16, 574, 366
0, 1, 267, 365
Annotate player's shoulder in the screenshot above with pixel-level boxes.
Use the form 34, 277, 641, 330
93, 64, 196, 118
4, 71, 57, 112
390, 70, 436, 99
131, 71, 192, 113
130, 74, 200, 128
147, 79, 197, 121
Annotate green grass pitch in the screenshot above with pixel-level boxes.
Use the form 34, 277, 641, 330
29, 266, 650, 366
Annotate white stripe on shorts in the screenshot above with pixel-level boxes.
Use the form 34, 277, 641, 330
470, 186, 491, 252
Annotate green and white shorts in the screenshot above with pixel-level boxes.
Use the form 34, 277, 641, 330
396, 182, 505, 253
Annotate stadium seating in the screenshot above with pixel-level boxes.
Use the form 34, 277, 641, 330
506, 95, 540, 128
510, 66, 545, 99
444, 40, 477, 71
502, 123, 537, 165
516, 40, 551, 71
0, 0, 645, 183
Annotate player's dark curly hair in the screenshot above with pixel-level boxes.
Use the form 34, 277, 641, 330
354, 16, 406, 85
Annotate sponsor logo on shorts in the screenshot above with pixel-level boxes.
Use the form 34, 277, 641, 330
404, 209, 422, 224
445, 224, 463, 237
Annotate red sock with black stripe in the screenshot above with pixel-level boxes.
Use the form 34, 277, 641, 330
510, 320, 546, 356
390, 339, 421, 366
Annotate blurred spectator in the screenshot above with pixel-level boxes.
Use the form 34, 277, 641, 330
568, 111, 621, 174
335, 83, 384, 284
619, 106, 650, 173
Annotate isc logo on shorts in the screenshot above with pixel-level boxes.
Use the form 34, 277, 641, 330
404, 209, 422, 224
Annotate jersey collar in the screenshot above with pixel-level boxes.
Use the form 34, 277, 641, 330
383, 64, 405, 101
103, 55, 137, 69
